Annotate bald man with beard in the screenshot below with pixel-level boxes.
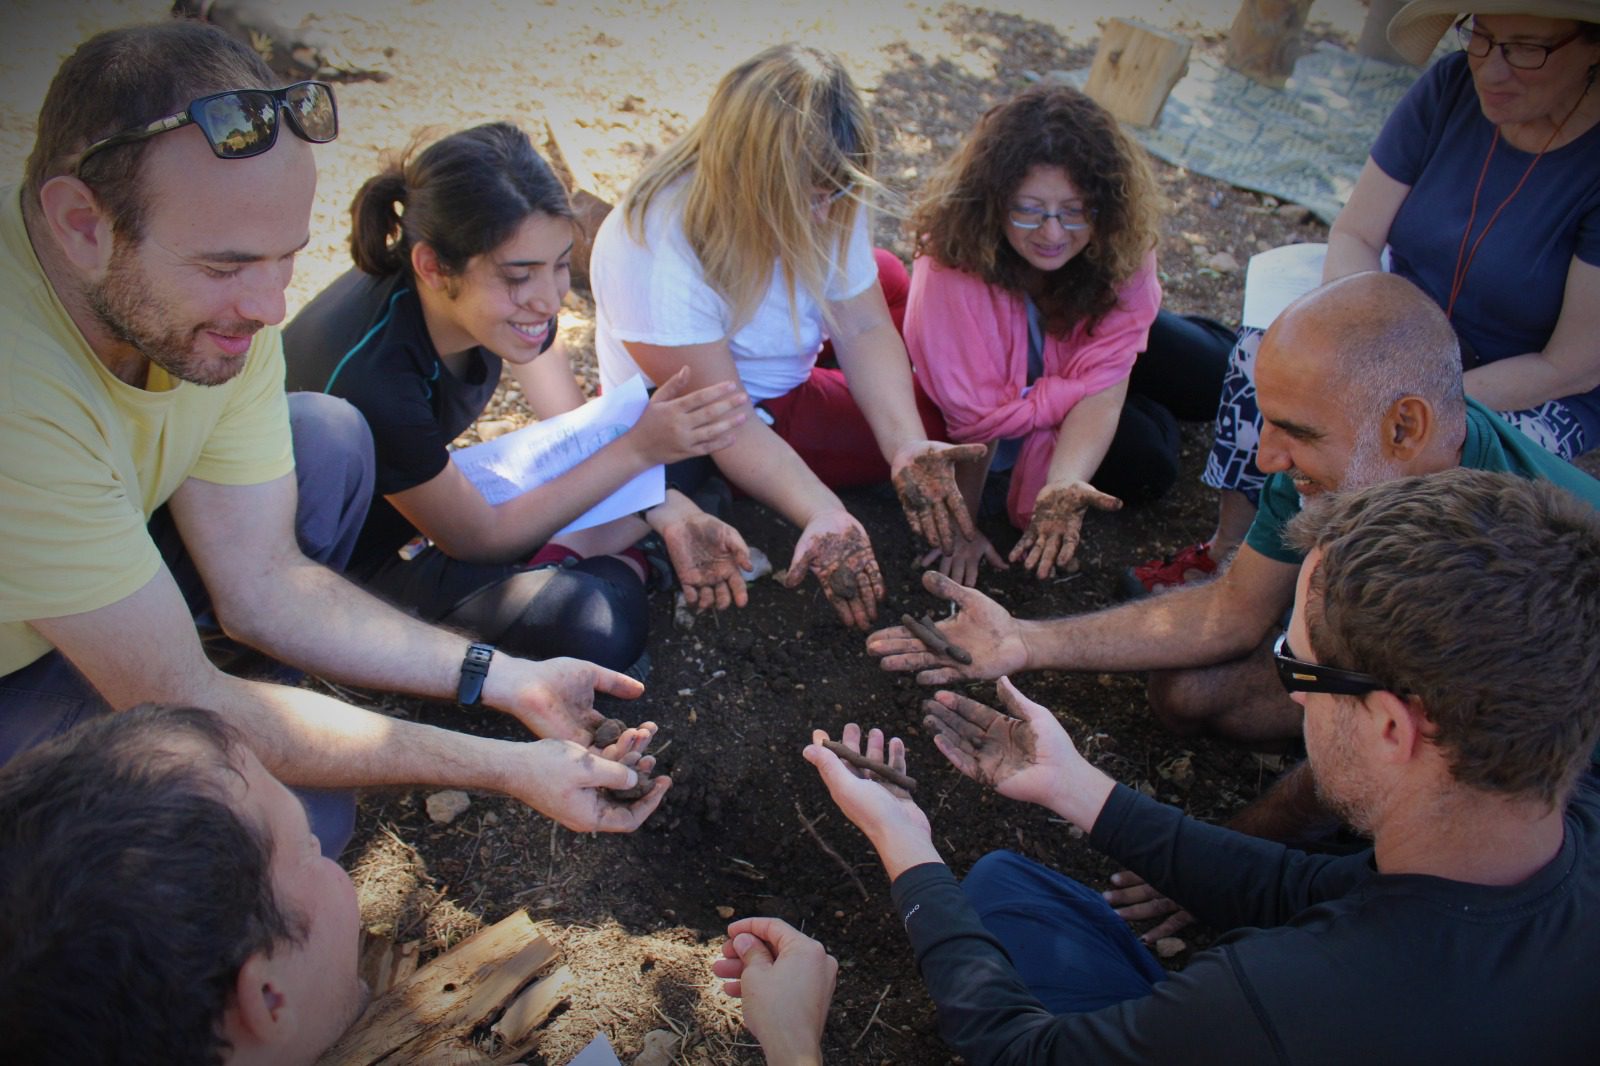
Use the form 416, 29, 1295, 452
868, 272, 1600, 855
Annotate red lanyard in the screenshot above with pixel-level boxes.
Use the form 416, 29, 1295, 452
1446, 107, 1579, 320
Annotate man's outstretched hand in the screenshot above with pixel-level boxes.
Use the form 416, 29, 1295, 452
865, 570, 1028, 684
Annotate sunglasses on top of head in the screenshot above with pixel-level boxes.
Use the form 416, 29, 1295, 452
73, 81, 338, 178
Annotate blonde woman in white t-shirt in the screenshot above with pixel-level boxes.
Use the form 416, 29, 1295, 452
591, 44, 984, 630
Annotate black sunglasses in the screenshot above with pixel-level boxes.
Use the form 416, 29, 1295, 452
1272, 633, 1388, 697
73, 81, 338, 178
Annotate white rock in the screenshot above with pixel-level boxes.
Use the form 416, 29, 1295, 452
740, 545, 773, 581
634, 1028, 679, 1066
425, 790, 470, 825
1154, 936, 1187, 958
1204, 251, 1240, 273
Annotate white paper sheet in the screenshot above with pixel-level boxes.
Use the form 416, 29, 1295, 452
1241, 242, 1328, 330
451, 374, 663, 536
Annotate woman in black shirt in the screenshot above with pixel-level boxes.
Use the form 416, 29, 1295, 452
286, 123, 748, 671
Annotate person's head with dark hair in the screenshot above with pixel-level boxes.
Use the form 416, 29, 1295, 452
1254, 271, 1468, 500
22, 21, 326, 390
348, 121, 577, 364
910, 82, 1162, 335
0, 705, 366, 1065
23, 20, 276, 241
1283, 469, 1600, 822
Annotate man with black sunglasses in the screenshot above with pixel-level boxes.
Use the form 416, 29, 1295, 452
799, 469, 1600, 1064
0, 22, 669, 858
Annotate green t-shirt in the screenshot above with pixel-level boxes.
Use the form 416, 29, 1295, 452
1245, 398, 1600, 565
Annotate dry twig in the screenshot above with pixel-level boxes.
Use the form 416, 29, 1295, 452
794, 803, 869, 900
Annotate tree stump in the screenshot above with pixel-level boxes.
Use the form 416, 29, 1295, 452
1084, 19, 1193, 127
1224, 0, 1314, 88
1356, 0, 1411, 65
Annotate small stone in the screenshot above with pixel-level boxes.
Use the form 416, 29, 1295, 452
635, 1028, 679, 1066
688, 708, 698, 723
425, 790, 470, 825
1154, 936, 1187, 958
477, 418, 516, 440
483, 811, 500, 826
673, 591, 696, 629
1204, 251, 1240, 273
1277, 203, 1314, 223
716, 905, 735, 919
677, 688, 693, 697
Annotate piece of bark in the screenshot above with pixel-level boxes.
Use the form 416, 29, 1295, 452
900, 613, 973, 665
820, 739, 918, 792
319, 911, 563, 1065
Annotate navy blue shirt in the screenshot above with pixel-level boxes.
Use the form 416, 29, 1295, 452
1372, 52, 1600, 433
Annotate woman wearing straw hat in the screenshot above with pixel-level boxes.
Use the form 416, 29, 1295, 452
1135, 1, 1600, 597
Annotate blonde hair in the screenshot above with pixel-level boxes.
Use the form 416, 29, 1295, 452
622, 44, 879, 333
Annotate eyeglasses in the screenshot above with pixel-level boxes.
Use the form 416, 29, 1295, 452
73, 81, 338, 178
1272, 633, 1388, 697
1454, 16, 1586, 71
1008, 203, 1096, 231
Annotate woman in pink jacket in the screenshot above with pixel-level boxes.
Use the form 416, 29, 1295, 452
905, 84, 1228, 584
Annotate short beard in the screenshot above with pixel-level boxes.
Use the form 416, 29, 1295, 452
85, 243, 256, 388
1339, 422, 1403, 494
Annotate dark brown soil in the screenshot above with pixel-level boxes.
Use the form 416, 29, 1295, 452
278, 4, 1334, 1063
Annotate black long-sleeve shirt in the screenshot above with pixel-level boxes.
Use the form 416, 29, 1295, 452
891, 783, 1600, 1064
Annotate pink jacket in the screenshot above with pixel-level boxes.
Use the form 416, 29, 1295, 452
905, 252, 1161, 527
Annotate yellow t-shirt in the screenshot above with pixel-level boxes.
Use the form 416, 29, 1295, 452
0, 188, 294, 675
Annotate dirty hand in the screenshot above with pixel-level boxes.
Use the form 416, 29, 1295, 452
864, 570, 1026, 685
804, 724, 937, 879
490, 656, 643, 743
1009, 480, 1123, 580
628, 366, 747, 464
1103, 871, 1195, 944
713, 917, 836, 1063
891, 441, 987, 555
922, 677, 1089, 810
785, 510, 884, 630
502, 737, 671, 832
658, 509, 752, 611
918, 530, 1007, 588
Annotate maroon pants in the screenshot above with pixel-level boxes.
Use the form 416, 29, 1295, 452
763, 248, 947, 489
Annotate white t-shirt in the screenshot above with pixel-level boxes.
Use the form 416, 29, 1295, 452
591, 176, 879, 402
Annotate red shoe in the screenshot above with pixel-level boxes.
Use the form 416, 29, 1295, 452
1121, 542, 1218, 599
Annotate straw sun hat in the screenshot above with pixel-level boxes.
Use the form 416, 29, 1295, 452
1387, 0, 1600, 65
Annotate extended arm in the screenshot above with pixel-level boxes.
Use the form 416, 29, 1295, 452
867, 547, 1297, 685
167, 471, 641, 742
1009, 379, 1127, 578
388, 366, 743, 563
29, 568, 668, 831
1322, 158, 1409, 282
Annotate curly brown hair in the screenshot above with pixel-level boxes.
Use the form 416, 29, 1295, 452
910, 83, 1162, 336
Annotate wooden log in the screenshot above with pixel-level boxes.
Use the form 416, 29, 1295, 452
1224, 0, 1314, 88
319, 911, 566, 1066
357, 932, 420, 998
1084, 18, 1193, 127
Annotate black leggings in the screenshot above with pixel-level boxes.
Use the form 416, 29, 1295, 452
359, 548, 648, 672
